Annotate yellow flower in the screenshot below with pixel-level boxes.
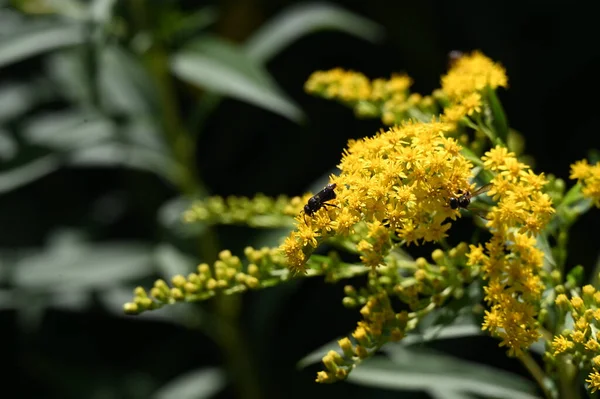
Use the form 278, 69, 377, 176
305, 68, 371, 102
570, 159, 600, 207
586, 371, 600, 393
281, 120, 473, 271
461, 92, 483, 115
552, 335, 574, 354
441, 51, 508, 101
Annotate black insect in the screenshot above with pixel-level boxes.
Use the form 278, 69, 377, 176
449, 183, 492, 210
304, 183, 337, 222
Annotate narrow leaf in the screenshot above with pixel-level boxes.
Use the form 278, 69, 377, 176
152, 368, 226, 399
245, 3, 384, 62
22, 111, 115, 150
0, 129, 17, 161
0, 23, 85, 67
69, 142, 179, 182
349, 352, 538, 399
0, 155, 60, 194
0, 83, 35, 122
171, 37, 304, 122
99, 45, 158, 115
13, 231, 154, 291
485, 86, 509, 143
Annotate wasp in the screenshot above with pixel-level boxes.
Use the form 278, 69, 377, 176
303, 183, 337, 223
449, 183, 492, 211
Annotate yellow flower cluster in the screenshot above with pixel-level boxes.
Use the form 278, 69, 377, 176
467, 146, 554, 356
439, 51, 507, 126
304, 68, 435, 125
183, 193, 306, 227
551, 286, 600, 393
316, 242, 475, 383
570, 159, 600, 207
304, 68, 373, 103
441, 50, 508, 101
281, 120, 473, 274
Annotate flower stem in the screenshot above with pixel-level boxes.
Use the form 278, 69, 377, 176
518, 351, 556, 399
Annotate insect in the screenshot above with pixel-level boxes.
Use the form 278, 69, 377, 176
447, 50, 464, 67
303, 183, 337, 223
449, 183, 492, 211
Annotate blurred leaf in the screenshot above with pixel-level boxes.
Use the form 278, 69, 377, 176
158, 196, 208, 238
485, 86, 509, 144
99, 45, 158, 115
46, 49, 94, 104
0, 289, 14, 310
154, 243, 196, 278
151, 367, 226, 399
0, 22, 85, 67
245, 3, 384, 62
0, 129, 17, 161
349, 349, 538, 399
22, 110, 115, 150
89, 0, 116, 23
69, 142, 179, 182
13, 230, 154, 291
297, 339, 342, 369
399, 319, 483, 347
123, 117, 168, 153
0, 9, 26, 35
168, 6, 218, 40
0, 155, 60, 194
536, 233, 557, 269
429, 389, 476, 399
0, 83, 35, 122
171, 36, 304, 123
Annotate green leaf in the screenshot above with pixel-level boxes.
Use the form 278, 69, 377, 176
0, 155, 60, 194
0, 22, 86, 67
99, 45, 158, 115
0, 129, 17, 161
154, 243, 196, 278
429, 389, 477, 399
349, 349, 538, 399
536, 233, 557, 269
484, 87, 509, 144
13, 230, 154, 291
171, 36, 304, 123
244, 3, 383, 62
400, 319, 483, 347
297, 339, 341, 369
68, 142, 180, 182
0, 83, 35, 122
157, 196, 208, 238
22, 111, 115, 150
89, 0, 116, 23
460, 147, 483, 167
46, 49, 94, 105
151, 367, 226, 399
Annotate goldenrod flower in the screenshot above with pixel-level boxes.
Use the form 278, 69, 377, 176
570, 159, 600, 207
441, 51, 508, 101
281, 120, 473, 272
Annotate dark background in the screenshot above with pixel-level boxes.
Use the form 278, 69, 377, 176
2, 0, 599, 398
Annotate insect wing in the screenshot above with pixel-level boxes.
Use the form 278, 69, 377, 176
471, 183, 492, 198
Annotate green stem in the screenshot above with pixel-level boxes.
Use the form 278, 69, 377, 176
128, 2, 260, 399
518, 351, 555, 399
557, 357, 581, 399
